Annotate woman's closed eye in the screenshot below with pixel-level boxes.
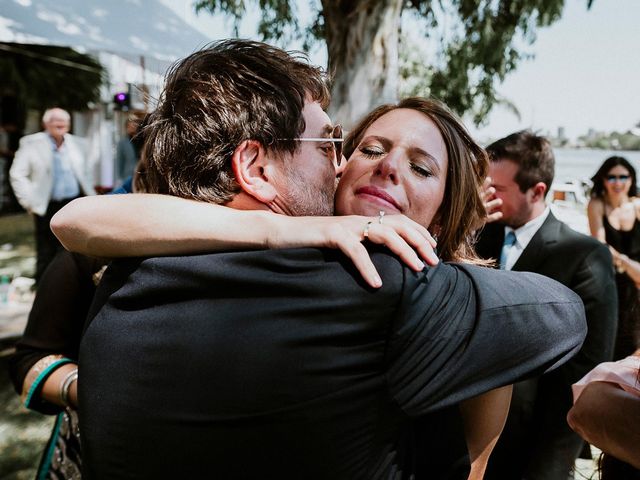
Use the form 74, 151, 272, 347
360, 145, 385, 158
410, 162, 434, 178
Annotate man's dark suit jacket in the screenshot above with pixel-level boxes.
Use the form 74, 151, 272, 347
79, 246, 586, 480
477, 212, 618, 480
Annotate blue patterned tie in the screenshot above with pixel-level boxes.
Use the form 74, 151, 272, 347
499, 231, 517, 270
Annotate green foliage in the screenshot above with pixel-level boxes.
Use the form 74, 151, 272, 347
195, 0, 312, 45
578, 130, 640, 151
420, 0, 565, 125
194, 0, 586, 124
0, 44, 105, 113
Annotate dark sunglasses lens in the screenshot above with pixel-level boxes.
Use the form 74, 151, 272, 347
607, 175, 630, 182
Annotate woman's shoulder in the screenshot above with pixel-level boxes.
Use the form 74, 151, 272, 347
587, 197, 605, 216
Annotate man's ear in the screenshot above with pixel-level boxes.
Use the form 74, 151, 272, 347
231, 140, 279, 203
531, 182, 548, 202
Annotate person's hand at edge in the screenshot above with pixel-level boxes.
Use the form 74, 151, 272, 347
482, 176, 503, 224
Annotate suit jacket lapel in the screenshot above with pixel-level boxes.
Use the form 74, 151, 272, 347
512, 212, 561, 272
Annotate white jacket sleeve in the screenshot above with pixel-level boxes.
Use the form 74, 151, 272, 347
9, 137, 35, 212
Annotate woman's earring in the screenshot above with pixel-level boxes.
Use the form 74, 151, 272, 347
431, 224, 441, 242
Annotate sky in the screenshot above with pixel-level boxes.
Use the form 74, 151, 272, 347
161, 0, 640, 142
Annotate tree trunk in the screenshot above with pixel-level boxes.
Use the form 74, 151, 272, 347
322, 0, 404, 128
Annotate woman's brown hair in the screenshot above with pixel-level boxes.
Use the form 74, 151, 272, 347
344, 97, 489, 263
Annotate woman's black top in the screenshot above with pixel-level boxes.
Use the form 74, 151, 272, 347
603, 215, 640, 358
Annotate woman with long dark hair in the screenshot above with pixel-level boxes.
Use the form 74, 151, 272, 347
588, 156, 640, 359
585, 156, 640, 478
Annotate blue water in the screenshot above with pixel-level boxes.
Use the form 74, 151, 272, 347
554, 148, 640, 183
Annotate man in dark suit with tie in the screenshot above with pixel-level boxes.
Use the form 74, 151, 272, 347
478, 131, 618, 480
77, 44, 587, 479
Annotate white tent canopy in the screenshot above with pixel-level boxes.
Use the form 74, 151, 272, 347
0, 0, 211, 67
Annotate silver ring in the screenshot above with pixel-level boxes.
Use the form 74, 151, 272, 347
363, 221, 373, 238
378, 211, 385, 224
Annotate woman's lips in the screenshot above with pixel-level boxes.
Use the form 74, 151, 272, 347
355, 186, 401, 210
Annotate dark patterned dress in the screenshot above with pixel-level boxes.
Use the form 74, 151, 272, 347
603, 215, 640, 359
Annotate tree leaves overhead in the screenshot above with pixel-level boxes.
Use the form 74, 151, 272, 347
196, 0, 305, 43
194, 0, 589, 125
0, 43, 105, 113
415, 0, 566, 124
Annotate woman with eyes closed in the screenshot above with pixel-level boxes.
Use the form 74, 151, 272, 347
588, 156, 640, 360
53, 97, 511, 479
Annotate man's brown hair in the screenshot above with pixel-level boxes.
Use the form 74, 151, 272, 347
135, 39, 330, 202
486, 130, 555, 193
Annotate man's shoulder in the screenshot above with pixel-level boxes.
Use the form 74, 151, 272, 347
87, 248, 425, 338
18, 132, 47, 146
107, 247, 417, 296
552, 216, 610, 256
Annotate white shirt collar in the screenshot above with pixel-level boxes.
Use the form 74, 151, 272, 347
502, 206, 550, 269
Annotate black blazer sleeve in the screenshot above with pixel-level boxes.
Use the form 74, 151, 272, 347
385, 262, 587, 416
558, 242, 617, 383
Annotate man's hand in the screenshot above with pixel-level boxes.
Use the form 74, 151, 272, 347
482, 177, 503, 224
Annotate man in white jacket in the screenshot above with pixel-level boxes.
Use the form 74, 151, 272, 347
10, 108, 95, 283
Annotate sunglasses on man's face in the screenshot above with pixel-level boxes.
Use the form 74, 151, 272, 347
282, 124, 344, 166
606, 174, 631, 183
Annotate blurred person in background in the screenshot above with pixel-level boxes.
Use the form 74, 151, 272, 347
9, 108, 95, 284
115, 114, 143, 186
477, 130, 618, 480
586, 156, 640, 478
588, 156, 640, 359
